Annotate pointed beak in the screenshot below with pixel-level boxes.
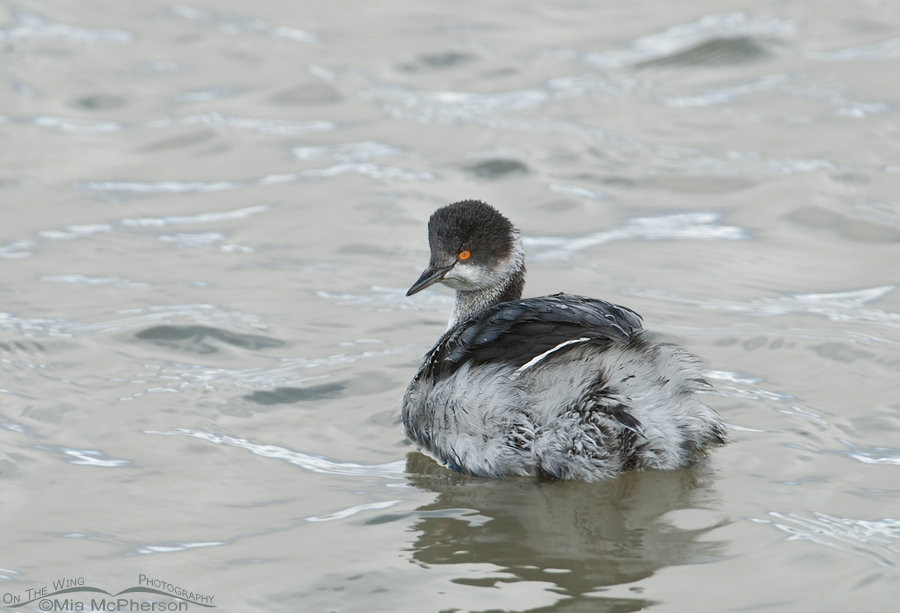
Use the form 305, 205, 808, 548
406, 264, 455, 296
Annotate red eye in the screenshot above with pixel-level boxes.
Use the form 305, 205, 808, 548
458, 250, 471, 260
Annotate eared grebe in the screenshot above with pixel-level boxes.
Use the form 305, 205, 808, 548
402, 200, 727, 481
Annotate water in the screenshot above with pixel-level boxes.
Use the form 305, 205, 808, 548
2, 1, 900, 611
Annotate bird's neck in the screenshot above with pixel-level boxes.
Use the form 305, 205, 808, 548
448, 265, 525, 329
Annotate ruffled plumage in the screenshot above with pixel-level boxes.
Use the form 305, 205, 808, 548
403, 201, 727, 481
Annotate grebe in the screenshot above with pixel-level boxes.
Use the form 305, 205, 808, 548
402, 200, 726, 481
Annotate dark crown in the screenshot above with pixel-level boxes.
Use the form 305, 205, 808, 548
428, 200, 517, 264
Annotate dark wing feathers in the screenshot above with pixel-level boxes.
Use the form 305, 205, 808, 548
424, 293, 642, 382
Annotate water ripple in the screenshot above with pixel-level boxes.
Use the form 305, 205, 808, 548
168, 5, 319, 43
10, 77, 37, 98
58, 448, 130, 467
362, 73, 883, 177
133, 345, 409, 393
0, 304, 270, 338
12, 112, 335, 136
545, 13, 798, 69
75, 163, 435, 195
127, 60, 184, 77
524, 212, 747, 260
3, 420, 132, 466
0, 567, 22, 579
315, 286, 452, 313
0, 240, 35, 259
178, 113, 334, 135
704, 371, 829, 427
850, 199, 900, 228
306, 500, 403, 523
777, 80, 892, 120
120, 203, 272, 228
0, 6, 134, 44
38, 225, 113, 240
157, 232, 231, 249
362, 71, 643, 135
809, 37, 900, 62
174, 86, 242, 102
367, 83, 550, 122
40, 275, 149, 288
292, 141, 403, 163
0, 204, 271, 266
129, 540, 227, 556
651, 149, 859, 176
837, 440, 900, 467
752, 511, 900, 570
638, 65, 898, 153
145, 429, 406, 478
665, 74, 792, 108
627, 285, 900, 331
547, 184, 606, 200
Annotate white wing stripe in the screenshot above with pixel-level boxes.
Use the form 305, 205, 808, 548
512, 337, 590, 377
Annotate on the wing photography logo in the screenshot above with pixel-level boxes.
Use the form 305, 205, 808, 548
3, 575, 215, 611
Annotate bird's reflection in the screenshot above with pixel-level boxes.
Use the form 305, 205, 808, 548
401, 452, 728, 612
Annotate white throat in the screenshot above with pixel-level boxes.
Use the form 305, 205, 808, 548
446, 236, 525, 329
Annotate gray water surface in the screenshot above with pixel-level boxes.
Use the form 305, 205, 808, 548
2, 1, 900, 611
